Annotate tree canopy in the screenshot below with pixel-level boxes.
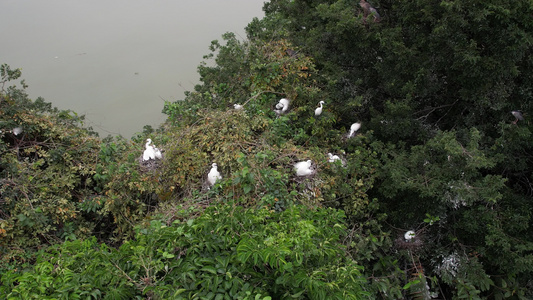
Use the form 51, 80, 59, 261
1, 0, 533, 299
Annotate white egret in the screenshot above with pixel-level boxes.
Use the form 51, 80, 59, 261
294, 160, 314, 176
277, 98, 290, 113
404, 230, 416, 241
328, 152, 346, 167
348, 122, 361, 138
315, 101, 325, 116
234, 104, 243, 110
512, 110, 524, 124
12, 127, 23, 136
207, 163, 222, 186
153, 144, 163, 159
142, 139, 156, 161
328, 153, 340, 163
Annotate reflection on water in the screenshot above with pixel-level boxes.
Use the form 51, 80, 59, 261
0, 0, 265, 138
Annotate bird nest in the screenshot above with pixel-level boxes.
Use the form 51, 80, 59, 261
292, 170, 317, 183
138, 156, 162, 172
395, 232, 424, 251
201, 180, 215, 192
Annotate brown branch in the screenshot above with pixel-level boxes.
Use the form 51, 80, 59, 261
414, 99, 459, 121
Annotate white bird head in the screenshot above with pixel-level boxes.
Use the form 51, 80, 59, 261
212, 163, 217, 168
319, 101, 325, 105
145, 139, 154, 149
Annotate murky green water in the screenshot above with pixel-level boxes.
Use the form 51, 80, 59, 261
0, 0, 265, 137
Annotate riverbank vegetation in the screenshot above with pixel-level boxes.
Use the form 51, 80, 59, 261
1, 0, 533, 298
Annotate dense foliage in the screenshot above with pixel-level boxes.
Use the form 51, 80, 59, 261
1, 0, 533, 298
1, 204, 367, 299
0, 64, 103, 265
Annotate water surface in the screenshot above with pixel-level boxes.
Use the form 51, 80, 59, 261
0, 0, 265, 137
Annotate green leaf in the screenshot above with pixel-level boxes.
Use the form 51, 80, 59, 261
403, 280, 420, 290
201, 266, 218, 275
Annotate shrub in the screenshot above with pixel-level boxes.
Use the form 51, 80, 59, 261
1, 203, 370, 300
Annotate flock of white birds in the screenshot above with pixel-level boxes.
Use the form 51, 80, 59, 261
272, 99, 361, 177
141, 98, 364, 186
137, 104, 522, 239
241, 99, 361, 178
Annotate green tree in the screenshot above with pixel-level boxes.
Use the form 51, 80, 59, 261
1, 203, 369, 300
0, 64, 105, 267
252, 0, 533, 297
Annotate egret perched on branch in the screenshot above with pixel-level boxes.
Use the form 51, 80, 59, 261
315, 101, 325, 116
207, 163, 222, 186
294, 160, 314, 176
512, 110, 524, 124
348, 122, 361, 138
234, 104, 243, 110
142, 139, 156, 161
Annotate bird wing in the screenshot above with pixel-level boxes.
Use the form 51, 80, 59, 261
143, 148, 155, 161
154, 148, 162, 159
143, 151, 150, 161
279, 99, 290, 112
295, 161, 309, 170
